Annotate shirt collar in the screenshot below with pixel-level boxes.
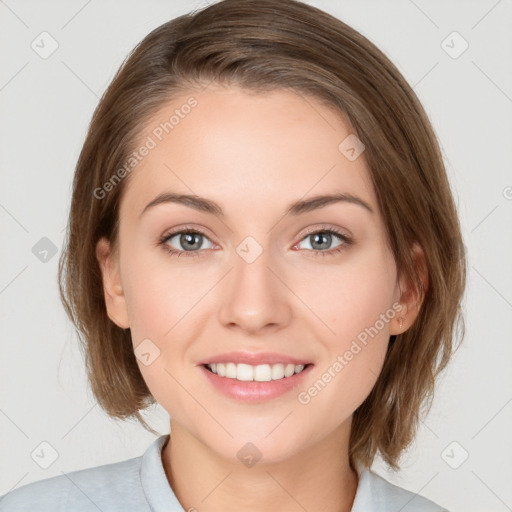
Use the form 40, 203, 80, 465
350, 459, 377, 511
140, 434, 184, 512
140, 434, 380, 512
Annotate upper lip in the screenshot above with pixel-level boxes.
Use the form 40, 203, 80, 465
197, 351, 312, 366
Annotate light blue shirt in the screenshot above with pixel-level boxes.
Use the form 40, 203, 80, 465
0, 434, 448, 511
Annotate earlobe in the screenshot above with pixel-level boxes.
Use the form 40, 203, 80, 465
95, 237, 130, 329
390, 302, 408, 336
391, 242, 428, 335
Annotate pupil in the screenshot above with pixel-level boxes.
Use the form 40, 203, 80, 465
312, 232, 330, 250
182, 233, 201, 251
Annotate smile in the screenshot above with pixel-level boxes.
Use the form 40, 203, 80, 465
205, 362, 309, 382
200, 362, 314, 402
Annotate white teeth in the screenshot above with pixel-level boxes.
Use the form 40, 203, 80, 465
237, 363, 254, 381
254, 364, 271, 382
206, 362, 307, 381
284, 363, 295, 377
225, 362, 237, 379
271, 363, 284, 380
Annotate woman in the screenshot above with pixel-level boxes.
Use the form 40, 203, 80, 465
0, 0, 465, 510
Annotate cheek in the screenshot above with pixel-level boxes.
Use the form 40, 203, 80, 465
304, 247, 396, 346
121, 247, 202, 341
120, 248, 212, 408
121, 252, 195, 412
296, 249, 396, 411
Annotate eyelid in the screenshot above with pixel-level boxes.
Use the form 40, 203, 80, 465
295, 223, 352, 242
160, 224, 217, 244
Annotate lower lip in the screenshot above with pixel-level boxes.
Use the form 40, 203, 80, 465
199, 364, 313, 403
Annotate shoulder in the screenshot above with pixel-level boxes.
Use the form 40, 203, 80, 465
352, 468, 450, 512
0, 456, 149, 512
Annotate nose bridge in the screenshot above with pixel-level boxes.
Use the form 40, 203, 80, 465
217, 234, 290, 332
231, 235, 278, 303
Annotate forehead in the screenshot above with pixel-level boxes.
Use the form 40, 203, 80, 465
120, 85, 377, 220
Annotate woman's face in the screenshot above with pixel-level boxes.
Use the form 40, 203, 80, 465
97, 85, 409, 464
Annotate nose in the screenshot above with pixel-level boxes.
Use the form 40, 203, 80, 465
217, 247, 292, 335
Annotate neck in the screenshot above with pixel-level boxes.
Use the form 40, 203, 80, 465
161, 420, 358, 512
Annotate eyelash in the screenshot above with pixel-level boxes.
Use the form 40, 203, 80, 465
157, 225, 353, 259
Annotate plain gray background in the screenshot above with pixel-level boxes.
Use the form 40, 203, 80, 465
1, 1, 511, 511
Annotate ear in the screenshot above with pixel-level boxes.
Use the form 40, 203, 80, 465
95, 237, 130, 329
390, 242, 428, 335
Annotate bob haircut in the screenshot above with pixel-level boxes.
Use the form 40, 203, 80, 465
58, 0, 466, 470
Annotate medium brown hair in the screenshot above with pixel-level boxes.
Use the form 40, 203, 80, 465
58, 0, 466, 470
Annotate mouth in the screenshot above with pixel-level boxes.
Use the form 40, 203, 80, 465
197, 351, 314, 402
200, 362, 314, 402
203, 362, 312, 382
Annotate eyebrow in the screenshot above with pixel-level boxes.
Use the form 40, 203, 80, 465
138, 191, 374, 219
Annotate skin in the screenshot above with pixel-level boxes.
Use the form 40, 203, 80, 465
96, 85, 425, 512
